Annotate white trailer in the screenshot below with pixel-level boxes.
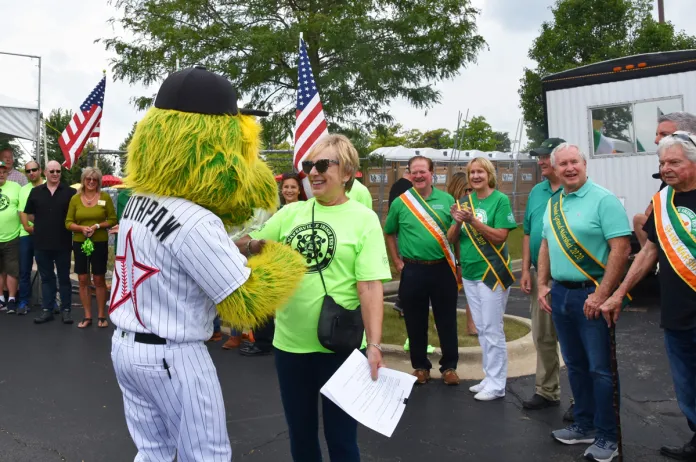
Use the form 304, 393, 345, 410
542, 50, 696, 240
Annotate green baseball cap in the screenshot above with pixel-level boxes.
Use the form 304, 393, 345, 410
530, 138, 566, 156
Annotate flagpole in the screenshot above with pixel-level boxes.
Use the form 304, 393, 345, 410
95, 70, 106, 168
43, 116, 48, 168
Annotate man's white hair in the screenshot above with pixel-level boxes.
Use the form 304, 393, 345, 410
657, 131, 696, 163
550, 143, 587, 167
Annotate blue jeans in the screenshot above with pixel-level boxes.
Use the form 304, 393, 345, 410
275, 348, 359, 462
551, 282, 618, 442
212, 316, 239, 336
664, 328, 696, 432
18, 236, 34, 306
34, 249, 72, 312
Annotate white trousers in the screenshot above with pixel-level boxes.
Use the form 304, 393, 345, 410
463, 280, 510, 394
111, 329, 231, 462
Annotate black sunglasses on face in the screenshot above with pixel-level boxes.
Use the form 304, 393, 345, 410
464, 188, 473, 194
48, 170, 61, 174
25, 168, 39, 173
301, 159, 339, 174
670, 133, 696, 148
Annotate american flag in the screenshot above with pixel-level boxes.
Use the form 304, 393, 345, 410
59, 76, 106, 169
294, 37, 328, 197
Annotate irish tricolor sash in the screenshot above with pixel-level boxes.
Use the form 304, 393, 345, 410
548, 194, 632, 305
653, 187, 696, 291
400, 189, 462, 290
461, 196, 515, 291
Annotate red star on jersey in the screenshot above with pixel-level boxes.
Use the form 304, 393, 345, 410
109, 227, 159, 327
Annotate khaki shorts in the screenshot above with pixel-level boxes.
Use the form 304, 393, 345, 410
0, 238, 19, 278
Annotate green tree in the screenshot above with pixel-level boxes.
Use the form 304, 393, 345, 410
418, 129, 452, 149
519, 0, 696, 146
43, 109, 114, 185
367, 123, 408, 152
455, 116, 497, 151
102, 0, 485, 131
119, 122, 137, 151
493, 131, 511, 152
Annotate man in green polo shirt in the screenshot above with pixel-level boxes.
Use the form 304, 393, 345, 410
521, 138, 575, 419
537, 143, 631, 462
385, 155, 460, 386
17, 161, 45, 314
0, 161, 22, 313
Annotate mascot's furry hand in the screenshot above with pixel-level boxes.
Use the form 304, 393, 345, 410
216, 241, 306, 330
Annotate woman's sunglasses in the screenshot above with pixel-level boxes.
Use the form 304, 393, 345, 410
25, 168, 39, 173
301, 159, 339, 174
464, 188, 473, 194
86, 178, 98, 183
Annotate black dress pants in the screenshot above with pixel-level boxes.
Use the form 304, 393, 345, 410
399, 261, 459, 372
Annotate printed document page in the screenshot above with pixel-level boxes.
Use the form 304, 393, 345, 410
320, 349, 417, 437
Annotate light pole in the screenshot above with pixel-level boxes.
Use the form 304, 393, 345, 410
658, 0, 665, 23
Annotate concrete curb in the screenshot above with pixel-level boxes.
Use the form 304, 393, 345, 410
384, 259, 522, 296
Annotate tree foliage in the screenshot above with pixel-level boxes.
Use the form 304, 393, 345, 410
43, 109, 114, 185
455, 116, 498, 151
493, 131, 511, 152
519, 0, 696, 147
102, 0, 485, 131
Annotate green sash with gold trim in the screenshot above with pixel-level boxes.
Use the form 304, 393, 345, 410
548, 193, 631, 305
461, 196, 515, 291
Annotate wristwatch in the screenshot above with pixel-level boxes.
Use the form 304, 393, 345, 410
95, 223, 100, 229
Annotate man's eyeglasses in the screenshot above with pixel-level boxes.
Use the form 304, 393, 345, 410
25, 168, 39, 173
670, 132, 696, 148
48, 170, 61, 174
301, 159, 339, 174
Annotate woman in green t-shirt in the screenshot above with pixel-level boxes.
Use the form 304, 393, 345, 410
237, 135, 391, 462
447, 157, 518, 402
65, 167, 117, 329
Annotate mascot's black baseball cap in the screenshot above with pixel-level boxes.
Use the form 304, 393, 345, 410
154, 65, 269, 117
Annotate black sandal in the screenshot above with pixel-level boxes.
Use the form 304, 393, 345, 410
78, 318, 92, 329
98, 317, 109, 328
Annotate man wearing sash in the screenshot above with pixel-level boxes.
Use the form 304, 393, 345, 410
601, 132, 696, 461
521, 138, 574, 418
385, 155, 461, 386
537, 144, 631, 462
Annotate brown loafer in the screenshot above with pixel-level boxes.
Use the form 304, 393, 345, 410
207, 331, 223, 342
442, 369, 460, 386
222, 335, 242, 349
412, 369, 430, 384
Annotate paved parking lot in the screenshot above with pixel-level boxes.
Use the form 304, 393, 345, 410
0, 276, 689, 461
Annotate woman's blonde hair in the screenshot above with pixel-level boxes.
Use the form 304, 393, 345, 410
447, 172, 470, 201
81, 167, 103, 192
307, 134, 360, 191
467, 157, 497, 189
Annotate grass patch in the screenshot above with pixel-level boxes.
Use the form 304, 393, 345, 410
382, 304, 529, 348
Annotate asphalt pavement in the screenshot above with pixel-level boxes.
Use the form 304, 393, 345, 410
0, 275, 690, 461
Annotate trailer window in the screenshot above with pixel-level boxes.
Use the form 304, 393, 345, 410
589, 97, 683, 157
591, 105, 634, 155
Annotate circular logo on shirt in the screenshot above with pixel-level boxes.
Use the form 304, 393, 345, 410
285, 221, 337, 273
0, 193, 8, 212
677, 206, 696, 234
476, 209, 488, 224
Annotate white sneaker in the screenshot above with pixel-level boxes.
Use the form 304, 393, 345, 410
469, 382, 485, 393
474, 390, 505, 401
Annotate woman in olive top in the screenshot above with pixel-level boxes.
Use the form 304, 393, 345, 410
65, 167, 117, 329
447, 172, 477, 336
448, 157, 517, 402
237, 135, 391, 462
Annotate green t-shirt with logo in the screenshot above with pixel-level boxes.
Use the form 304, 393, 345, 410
251, 198, 392, 354
384, 187, 456, 260
0, 181, 22, 242
459, 189, 518, 281
18, 181, 44, 237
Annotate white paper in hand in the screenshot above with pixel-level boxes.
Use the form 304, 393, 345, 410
320, 349, 417, 437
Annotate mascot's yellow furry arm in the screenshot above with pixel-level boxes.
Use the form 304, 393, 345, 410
123, 65, 305, 329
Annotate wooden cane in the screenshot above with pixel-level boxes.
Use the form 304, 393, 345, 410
609, 323, 623, 461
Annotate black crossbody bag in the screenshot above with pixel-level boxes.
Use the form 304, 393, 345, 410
312, 203, 364, 354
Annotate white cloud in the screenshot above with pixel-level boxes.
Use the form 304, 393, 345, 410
0, 0, 694, 158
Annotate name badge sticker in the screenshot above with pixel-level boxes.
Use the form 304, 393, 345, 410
98, 200, 106, 206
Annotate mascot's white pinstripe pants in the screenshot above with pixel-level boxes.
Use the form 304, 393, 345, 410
111, 328, 231, 461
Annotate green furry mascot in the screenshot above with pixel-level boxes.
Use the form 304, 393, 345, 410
110, 66, 305, 460
120, 65, 305, 329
